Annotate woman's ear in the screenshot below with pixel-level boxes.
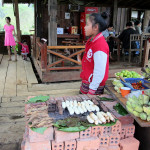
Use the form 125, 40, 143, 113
93, 24, 99, 31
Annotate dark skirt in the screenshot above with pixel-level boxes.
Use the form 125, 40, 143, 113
80, 80, 104, 95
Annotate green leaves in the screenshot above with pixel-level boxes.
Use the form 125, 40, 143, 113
26, 95, 49, 104
114, 103, 128, 116
58, 126, 88, 132
54, 117, 118, 132
30, 127, 47, 134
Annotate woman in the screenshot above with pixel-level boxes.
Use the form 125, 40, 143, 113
80, 12, 109, 95
4, 17, 17, 61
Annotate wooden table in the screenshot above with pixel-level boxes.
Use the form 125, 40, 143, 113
105, 81, 150, 127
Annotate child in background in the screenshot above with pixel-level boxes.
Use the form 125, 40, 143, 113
18, 40, 29, 60
80, 12, 109, 95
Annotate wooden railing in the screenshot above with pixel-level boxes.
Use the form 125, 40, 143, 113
36, 42, 85, 71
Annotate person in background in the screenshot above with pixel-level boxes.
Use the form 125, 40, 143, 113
102, 24, 115, 60
17, 40, 29, 61
145, 21, 150, 33
80, 12, 109, 95
4, 17, 17, 61
135, 20, 142, 34
118, 21, 137, 53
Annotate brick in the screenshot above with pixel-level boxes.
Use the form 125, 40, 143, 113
111, 121, 121, 134
108, 145, 120, 150
80, 127, 92, 139
99, 147, 108, 150
64, 140, 77, 150
55, 128, 79, 142
28, 127, 54, 142
91, 126, 101, 137
109, 133, 120, 146
120, 127, 126, 140
76, 137, 100, 150
52, 141, 64, 150
99, 135, 109, 147
120, 137, 140, 150
124, 124, 135, 138
78, 94, 90, 100
30, 141, 51, 150
101, 126, 112, 136
22, 140, 51, 150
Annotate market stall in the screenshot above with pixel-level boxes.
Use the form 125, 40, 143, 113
105, 69, 150, 150
21, 94, 140, 150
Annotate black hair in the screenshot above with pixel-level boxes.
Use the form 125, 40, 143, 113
135, 20, 141, 26
22, 40, 27, 43
126, 22, 133, 27
89, 12, 108, 33
108, 23, 113, 28
5, 17, 11, 23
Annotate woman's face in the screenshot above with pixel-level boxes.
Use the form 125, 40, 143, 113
5, 18, 10, 24
85, 18, 93, 37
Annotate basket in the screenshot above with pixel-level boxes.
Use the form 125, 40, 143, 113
120, 78, 149, 91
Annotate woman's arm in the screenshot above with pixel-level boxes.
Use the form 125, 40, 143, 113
89, 51, 107, 93
13, 29, 17, 37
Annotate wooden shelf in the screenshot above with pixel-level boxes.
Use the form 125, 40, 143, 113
105, 84, 150, 127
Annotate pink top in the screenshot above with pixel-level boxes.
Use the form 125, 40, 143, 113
18, 42, 29, 54
4, 24, 16, 46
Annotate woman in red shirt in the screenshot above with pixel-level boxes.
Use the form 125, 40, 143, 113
80, 12, 109, 95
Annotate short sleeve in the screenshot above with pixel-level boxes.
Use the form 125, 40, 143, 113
4, 25, 6, 30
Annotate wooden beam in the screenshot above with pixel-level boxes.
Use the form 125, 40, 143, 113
47, 50, 82, 65
14, 0, 21, 42
113, 0, 118, 29
47, 45, 85, 49
48, 66, 82, 71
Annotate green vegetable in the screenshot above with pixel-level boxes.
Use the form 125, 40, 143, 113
140, 112, 147, 120
26, 95, 50, 104
113, 103, 128, 116
98, 97, 114, 101
30, 127, 47, 134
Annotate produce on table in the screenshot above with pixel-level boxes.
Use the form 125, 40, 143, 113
131, 81, 145, 90
126, 93, 150, 121
142, 67, 150, 80
25, 104, 53, 128
87, 111, 115, 125
116, 70, 141, 78
62, 100, 100, 115
113, 103, 128, 116
112, 79, 124, 93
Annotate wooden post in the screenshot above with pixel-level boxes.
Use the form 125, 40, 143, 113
14, 0, 21, 42
33, 0, 36, 58
143, 10, 150, 32
143, 40, 150, 67
48, 0, 57, 46
113, 0, 118, 29
48, 0, 57, 64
